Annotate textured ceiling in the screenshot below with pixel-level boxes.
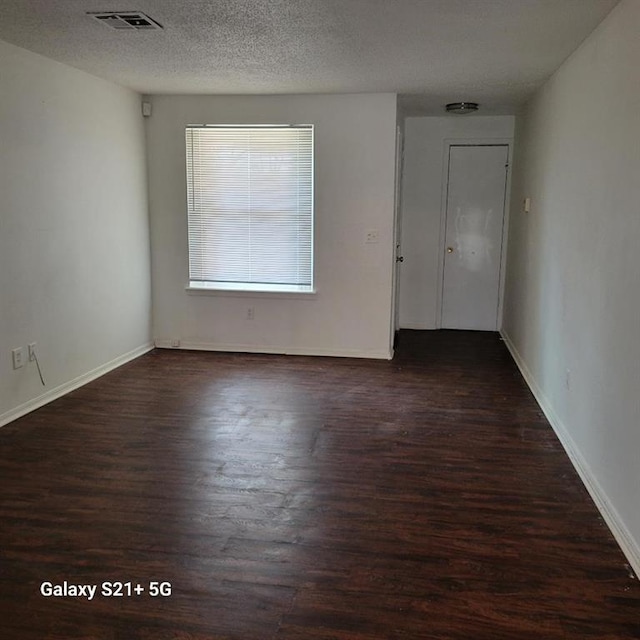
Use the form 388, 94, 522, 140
0, 0, 619, 114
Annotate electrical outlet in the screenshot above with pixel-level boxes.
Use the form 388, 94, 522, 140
365, 229, 379, 244
170, 339, 180, 348
246, 307, 255, 320
12, 347, 24, 369
28, 343, 37, 361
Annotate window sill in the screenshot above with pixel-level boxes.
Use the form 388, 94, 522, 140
185, 284, 317, 299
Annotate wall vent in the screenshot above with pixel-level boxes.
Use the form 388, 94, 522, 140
88, 11, 163, 30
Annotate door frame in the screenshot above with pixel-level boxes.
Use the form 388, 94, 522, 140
390, 125, 405, 354
436, 138, 514, 330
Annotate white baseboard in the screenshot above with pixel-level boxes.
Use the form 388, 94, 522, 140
0, 342, 154, 429
154, 338, 392, 360
398, 322, 437, 330
500, 329, 640, 578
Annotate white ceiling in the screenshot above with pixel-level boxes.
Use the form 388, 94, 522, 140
0, 0, 619, 114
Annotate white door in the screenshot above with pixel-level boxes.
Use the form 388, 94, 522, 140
441, 145, 508, 330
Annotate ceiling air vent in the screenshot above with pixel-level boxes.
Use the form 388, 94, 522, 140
88, 11, 163, 30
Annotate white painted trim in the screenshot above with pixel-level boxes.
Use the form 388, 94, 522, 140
154, 339, 392, 360
495, 145, 513, 331
185, 285, 317, 298
390, 124, 405, 353
501, 329, 640, 578
0, 343, 154, 429
398, 322, 434, 331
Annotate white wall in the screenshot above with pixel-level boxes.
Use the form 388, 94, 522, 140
146, 93, 397, 359
399, 116, 514, 329
502, 0, 640, 573
0, 40, 152, 426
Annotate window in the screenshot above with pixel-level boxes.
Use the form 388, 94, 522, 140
185, 125, 314, 293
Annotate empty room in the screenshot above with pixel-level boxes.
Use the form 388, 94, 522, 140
1, 1, 639, 638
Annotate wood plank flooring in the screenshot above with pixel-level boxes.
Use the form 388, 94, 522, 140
1, 330, 638, 639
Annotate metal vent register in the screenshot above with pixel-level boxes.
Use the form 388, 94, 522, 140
88, 11, 163, 30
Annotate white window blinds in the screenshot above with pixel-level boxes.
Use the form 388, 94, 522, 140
186, 125, 314, 292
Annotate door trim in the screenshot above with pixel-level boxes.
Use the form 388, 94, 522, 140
390, 125, 405, 355
436, 139, 513, 330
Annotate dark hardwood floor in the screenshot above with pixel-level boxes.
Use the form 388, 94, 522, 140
1, 330, 638, 639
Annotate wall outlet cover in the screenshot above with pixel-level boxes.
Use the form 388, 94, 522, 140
365, 229, 379, 244
12, 347, 24, 369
